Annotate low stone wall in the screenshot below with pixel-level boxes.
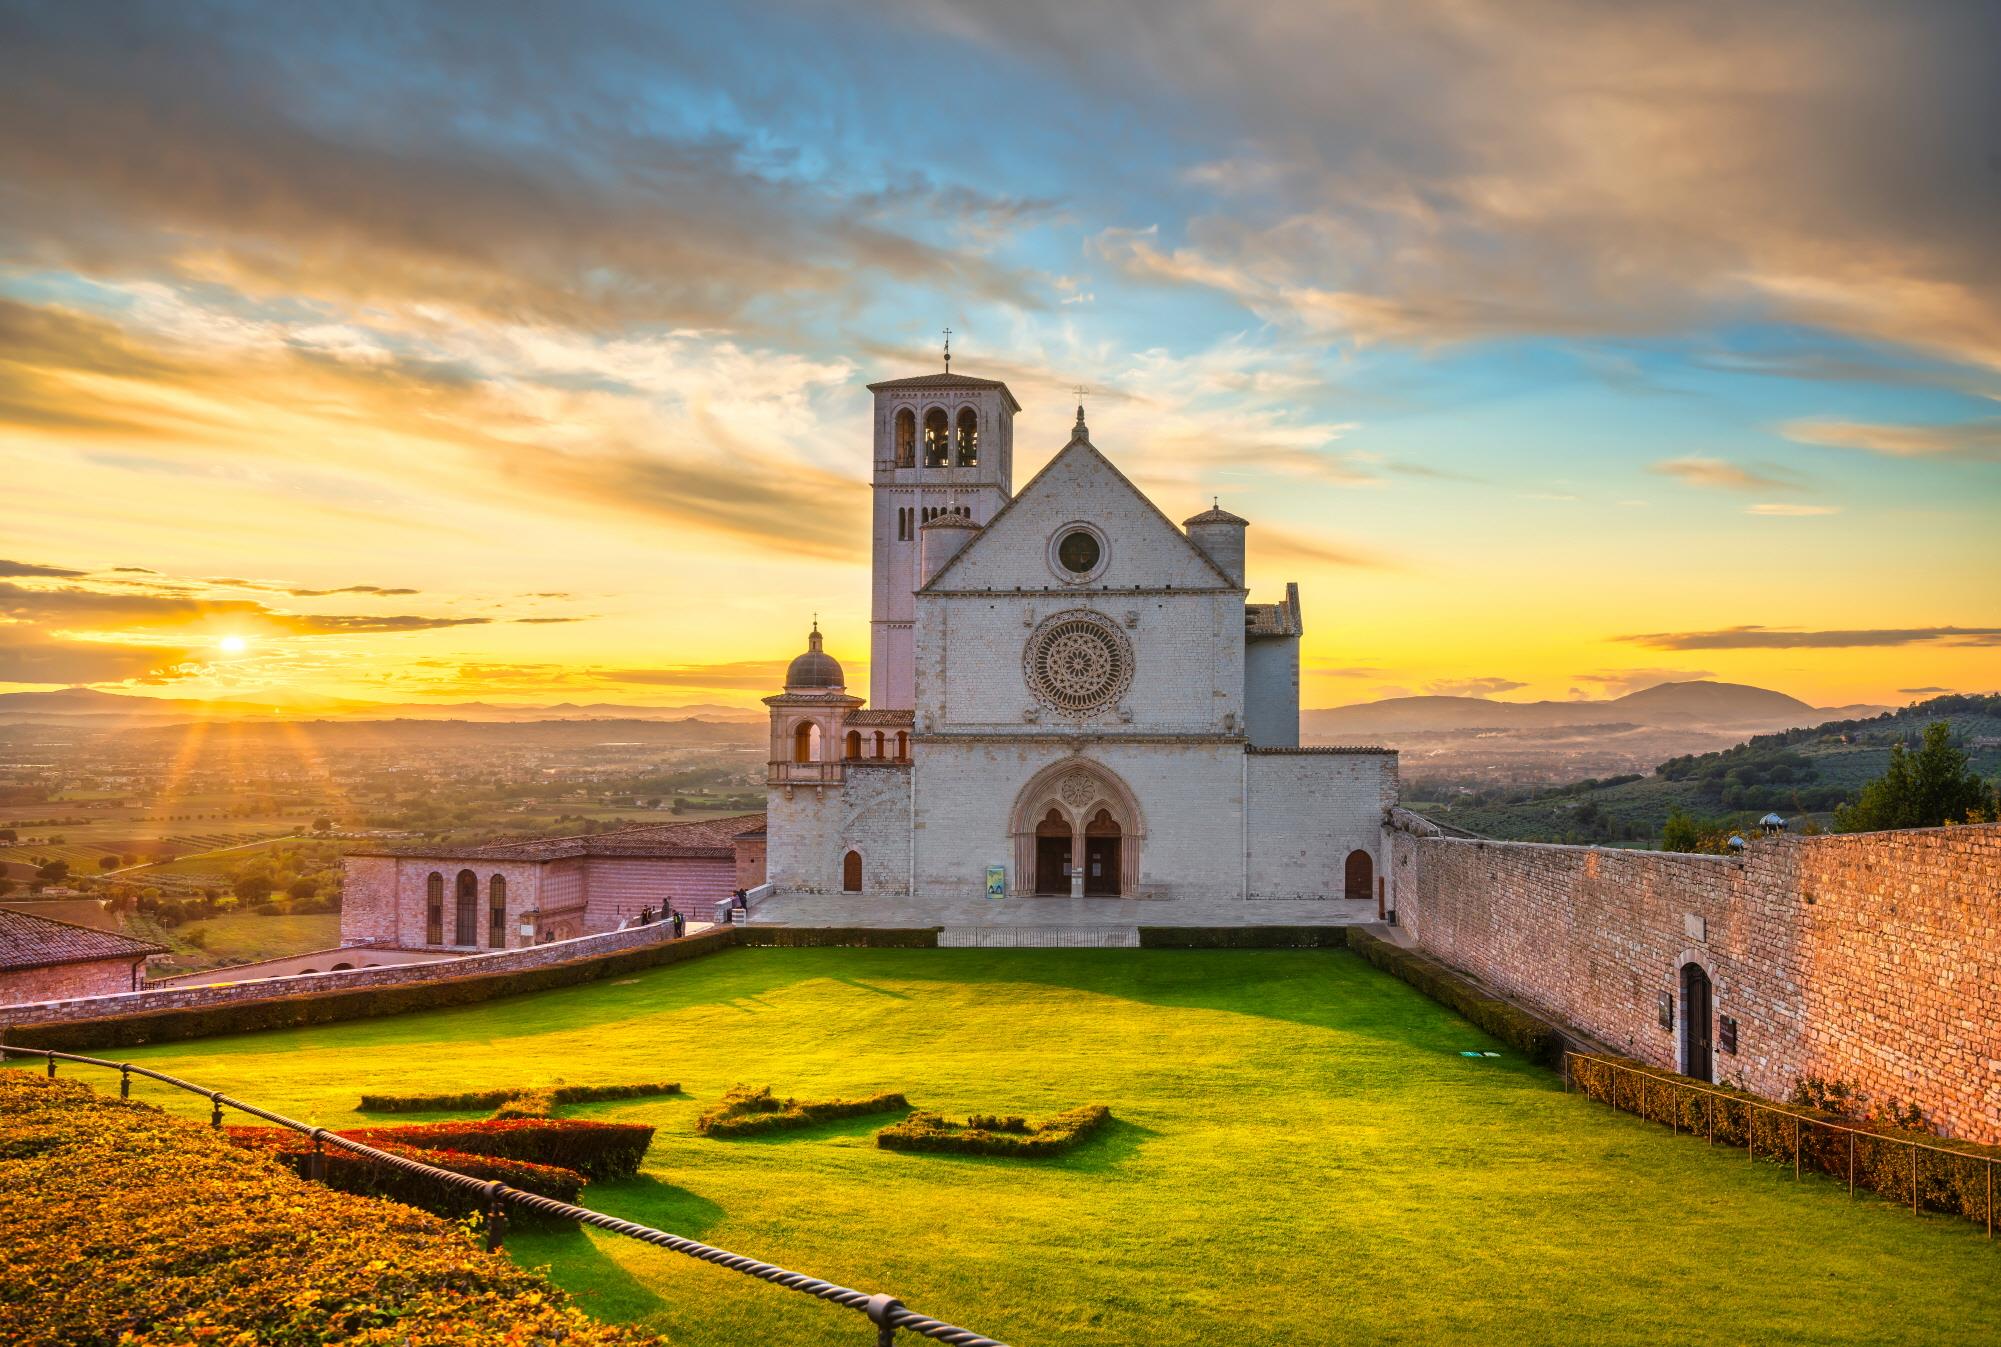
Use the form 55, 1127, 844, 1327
0, 921, 687, 1028
1391, 821, 2001, 1143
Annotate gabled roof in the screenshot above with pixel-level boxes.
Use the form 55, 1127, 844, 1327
866, 372, 1022, 412
352, 813, 768, 862
0, 908, 167, 972
920, 420, 1240, 592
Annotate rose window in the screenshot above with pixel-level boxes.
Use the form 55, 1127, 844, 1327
1024, 611, 1134, 716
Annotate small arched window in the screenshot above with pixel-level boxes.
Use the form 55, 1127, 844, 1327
872, 730, 885, 758
793, 720, 821, 763
896, 730, 909, 760
923, 408, 950, 467
894, 408, 916, 467
842, 850, 863, 893
845, 729, 862, 760
425, 872, 444, 944
488, 874, 507, 947
454, 869, 478, 945
955, 407, 979, 466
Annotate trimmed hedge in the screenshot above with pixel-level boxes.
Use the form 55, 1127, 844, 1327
228, 1127, 585, 1219
1348, 928, 1562, 1064
740, 926, 940, 948
697, 1083, 910, 1137
1138, 925, 1349, 949
328, 1119, 655, 1180
0, 927, 740, 1052
0, 1074, 665, 1347
878, 1104, 1111, 1157
358, 1081, 683, 1115
1569, 1054, 2001, 1229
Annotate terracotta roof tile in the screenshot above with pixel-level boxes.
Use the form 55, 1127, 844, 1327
355, 813, 767, 862
0, 908, 167, 972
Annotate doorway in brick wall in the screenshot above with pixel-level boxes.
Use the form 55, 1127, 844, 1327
1681, 962, 1713, 1082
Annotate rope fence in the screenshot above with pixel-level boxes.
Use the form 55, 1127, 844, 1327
1565, 1051, 1996, 1238
2, 1045, 1011, 1347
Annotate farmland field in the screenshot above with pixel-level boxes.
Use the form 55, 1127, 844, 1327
28, 948, 2000, 1347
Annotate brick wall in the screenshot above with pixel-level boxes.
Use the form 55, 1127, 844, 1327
0, 957, 144, 1007
1392, 819, 2001, 1143
0, 920, 687, 1029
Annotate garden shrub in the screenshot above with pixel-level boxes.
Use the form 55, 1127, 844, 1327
739, 926, 939, 948
1138, 925, 1348, 949
323, 1118, 655, 1180
228, 1127, 584, 1219
1347, 928, 1562, 1064
1567, 1054, 2001, 1228
491, 1089, 559, 1120
878, 1104, 1111, 1157
697, 1083, 910, 1137
0, 1073, 664, 1347
358, 1080, 683, 1114
1, 927, 741, 1052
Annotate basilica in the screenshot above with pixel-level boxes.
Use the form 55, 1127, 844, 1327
763, 367, 1396, 904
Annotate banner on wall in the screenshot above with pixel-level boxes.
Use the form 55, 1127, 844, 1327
985, 865, 1006, 899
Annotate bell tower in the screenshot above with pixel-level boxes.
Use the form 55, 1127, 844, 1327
863, 343, 1019, 709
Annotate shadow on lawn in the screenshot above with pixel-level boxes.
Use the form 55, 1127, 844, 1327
507, 1175, 727, 1322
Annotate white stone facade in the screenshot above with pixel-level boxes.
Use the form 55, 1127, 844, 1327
764, 369, 1396, 905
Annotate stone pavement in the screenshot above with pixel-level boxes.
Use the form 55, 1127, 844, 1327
747, 892, 1377, 932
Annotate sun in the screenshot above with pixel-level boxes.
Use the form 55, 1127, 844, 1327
218, 635, 249, 654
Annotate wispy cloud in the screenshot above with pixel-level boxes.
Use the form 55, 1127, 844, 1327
1779, 417, 2001, 460
1573, 668, 1718, 695
1425, 677, 1528, 698
1621, 625, 2001, 651
1650, 456, 1799, 492
0, 559, 85, 579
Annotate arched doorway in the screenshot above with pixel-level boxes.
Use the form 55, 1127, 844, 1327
1083, 808, 1122, 896
1034, 809, 1071, 895
842, 850, 863, 893
1009, 758, 1144, 898
1344, 849, 1374, 902
1681, 963, 1714, 1082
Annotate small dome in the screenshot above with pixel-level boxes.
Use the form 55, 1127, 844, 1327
1184, 503, 1248, 527
785, 624, 844, 691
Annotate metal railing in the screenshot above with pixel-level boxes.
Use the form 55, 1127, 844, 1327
3, 1045, 1010, 1347
1565, 1051, 1996, 1238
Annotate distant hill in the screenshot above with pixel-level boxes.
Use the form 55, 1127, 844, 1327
1305, 680, 1870, 738
1409, 692, 2001, 846
0, 687, 763, 724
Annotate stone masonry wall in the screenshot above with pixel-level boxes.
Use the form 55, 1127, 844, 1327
1246, 750, 1395, 900
1393, 821, 2001, 1143
0, 920, 686, 1030
0, 957, 146, 1008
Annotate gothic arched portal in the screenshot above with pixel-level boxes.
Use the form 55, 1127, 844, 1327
1008, 758, 1144, 897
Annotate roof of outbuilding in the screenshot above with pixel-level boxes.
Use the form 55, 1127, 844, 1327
351, 812, 768, 863
845, 708, 915, 726
0, 908, 167, 972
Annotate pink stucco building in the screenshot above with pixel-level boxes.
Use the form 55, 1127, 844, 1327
339, 813, 766, 954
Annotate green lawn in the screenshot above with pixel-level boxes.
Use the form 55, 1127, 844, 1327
17, 949, 1999, 1346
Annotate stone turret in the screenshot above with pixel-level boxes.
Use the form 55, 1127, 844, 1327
920, 509, 980, 585
1183, 502, 1248, 588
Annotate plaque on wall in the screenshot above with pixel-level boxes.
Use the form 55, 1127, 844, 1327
1719, 1015, 1738, 1055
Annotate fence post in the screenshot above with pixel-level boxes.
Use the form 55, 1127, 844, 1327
308, 1127, 327, 1183
484, 1181, 509, 1252
1749, 1104, 1756, 1164
1794, 1118, 1801, 1180
1848, 1131, 1855, 1198
866, 1294, 905, 1347
1911, 1145, 1919, 1215
209, 1091, 223, 1130
1706, 1094, 1713, 1146
1988, 1161, 1993, 1240
120, 1065, 131, 1099
45, 1051, 55, 1078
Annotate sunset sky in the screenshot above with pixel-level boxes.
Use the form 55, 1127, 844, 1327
3, 1, 1998, 711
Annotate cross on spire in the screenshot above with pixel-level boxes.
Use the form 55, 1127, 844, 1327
942, 327, 952, 372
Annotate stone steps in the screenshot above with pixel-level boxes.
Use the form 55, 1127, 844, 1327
937, 926, 1140, 948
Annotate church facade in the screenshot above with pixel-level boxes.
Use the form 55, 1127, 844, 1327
764, 368, 1396, 904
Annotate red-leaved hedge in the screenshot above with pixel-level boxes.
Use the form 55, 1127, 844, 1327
330, 1118, 655, 1180
228, 1126, 585, 1219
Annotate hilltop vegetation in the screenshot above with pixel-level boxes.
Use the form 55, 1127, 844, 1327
1410, 694, 2001, 846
